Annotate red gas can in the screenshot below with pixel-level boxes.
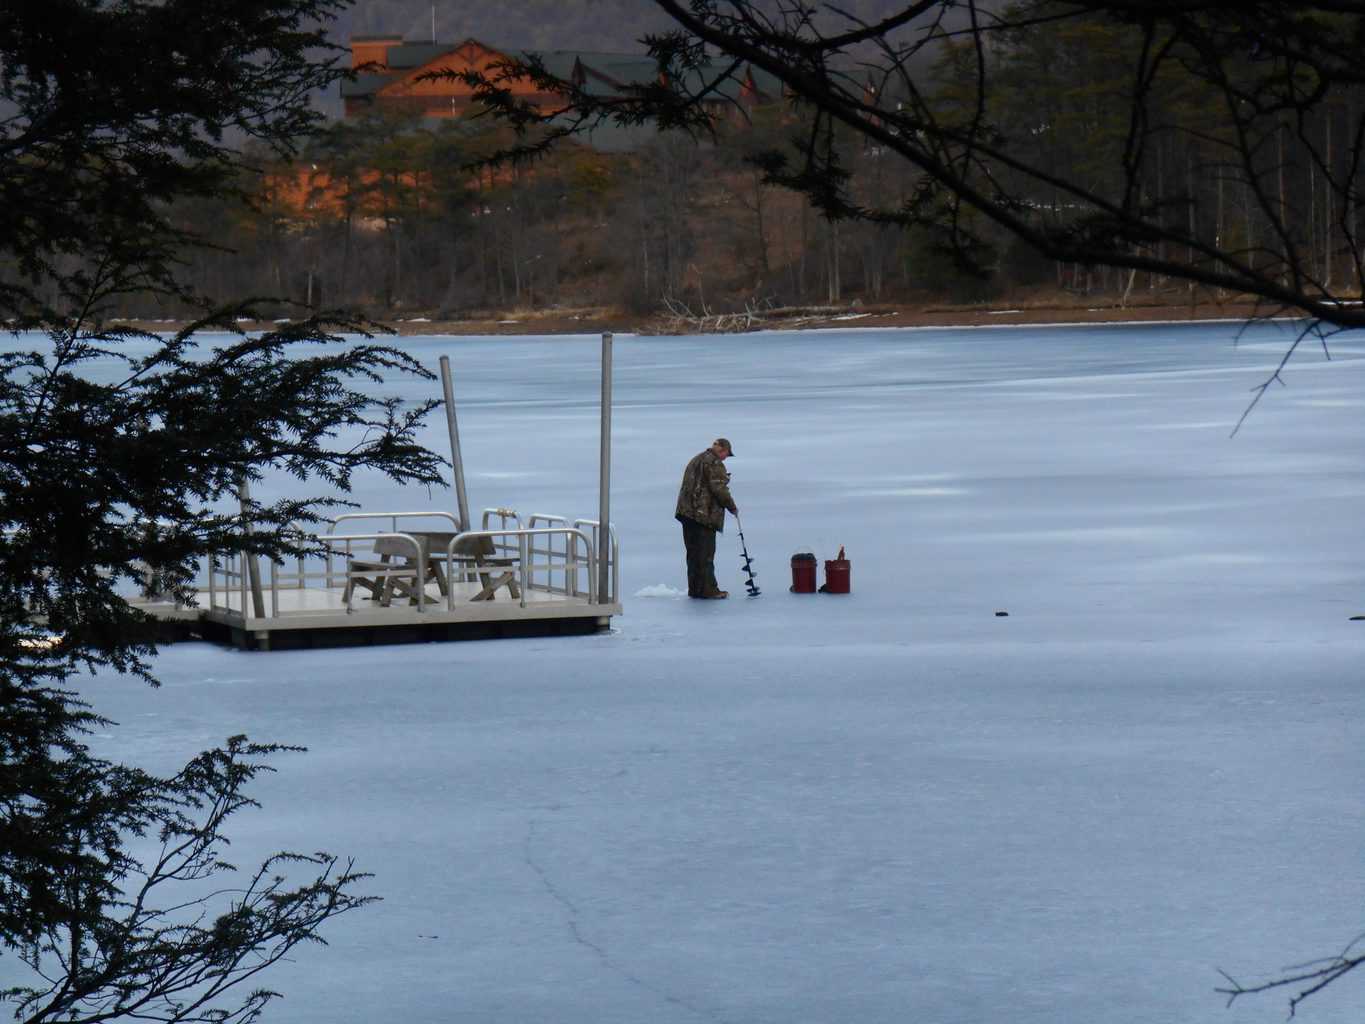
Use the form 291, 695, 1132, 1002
790, 552, 817, 593
822, 547, 851, 594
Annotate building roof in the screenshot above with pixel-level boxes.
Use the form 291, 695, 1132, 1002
382, 42, 458, 70
342, 37, 783, 108
340, 71, 395, 98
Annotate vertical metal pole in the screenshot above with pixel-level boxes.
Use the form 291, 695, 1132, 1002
597, 333, 612, 605
237, 478, 266, 619
519, 534, 529, 609
439, 355, 471, 531
568, 534, 579, 599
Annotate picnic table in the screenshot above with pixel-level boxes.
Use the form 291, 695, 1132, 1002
343, 530, 520, 606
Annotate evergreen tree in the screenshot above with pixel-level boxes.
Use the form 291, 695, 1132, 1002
0, 2, 447, 1020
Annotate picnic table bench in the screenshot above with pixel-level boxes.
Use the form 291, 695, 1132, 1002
342, 530, 520, 606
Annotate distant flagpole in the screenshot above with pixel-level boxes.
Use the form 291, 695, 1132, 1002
431, 5, 435, 42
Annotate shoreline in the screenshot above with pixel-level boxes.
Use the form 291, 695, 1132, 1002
380, 300, 1282, 336
371, 299, 1299, 337
124, 300, 1294, 338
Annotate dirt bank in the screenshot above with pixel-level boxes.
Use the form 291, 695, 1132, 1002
377, 299, 1279, 336
124, 299, 1287, 338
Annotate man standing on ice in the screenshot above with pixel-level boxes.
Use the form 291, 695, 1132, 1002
675, 437, 739, 599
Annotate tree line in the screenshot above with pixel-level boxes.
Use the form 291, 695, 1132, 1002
125, 109, 991, 321
339, 0, 924, 64
44, 2, 1355, 326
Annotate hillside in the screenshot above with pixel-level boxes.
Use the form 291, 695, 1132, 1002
341, 0, 677, 51
336, 0, 953, 53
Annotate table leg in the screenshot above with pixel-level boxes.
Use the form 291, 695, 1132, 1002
428, 557, 449, 596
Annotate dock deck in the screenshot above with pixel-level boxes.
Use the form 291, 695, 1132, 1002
131, 509, 621, 650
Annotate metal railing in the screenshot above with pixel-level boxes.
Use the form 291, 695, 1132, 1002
439, 528, 596, 609
201, 509, 616, 619
323, 511, 461, 594
527, 514, 616, 604
527, 514, 571, 594
480, 507, 524, 564
321, 531, 426, 613
207, 550, 247, 616
574, 518, 618, 605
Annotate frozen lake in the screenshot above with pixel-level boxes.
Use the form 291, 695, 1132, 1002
31, 321, 1365, 1023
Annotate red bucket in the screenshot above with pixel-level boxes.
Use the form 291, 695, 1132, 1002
790, 553, 817, 593
822, 554, 851, 594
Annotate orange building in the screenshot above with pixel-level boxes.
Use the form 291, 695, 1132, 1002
266, 163, 433, 224
261, 37, 784, 218
341, 36, 782, 142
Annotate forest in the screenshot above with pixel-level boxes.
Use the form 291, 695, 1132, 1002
337, 0, 927, 59
155, 108, 954, 321
23, 0, 1360, 323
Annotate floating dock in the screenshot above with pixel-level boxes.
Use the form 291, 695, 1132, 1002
129, 335, 622, 650
132, 510, 620, 650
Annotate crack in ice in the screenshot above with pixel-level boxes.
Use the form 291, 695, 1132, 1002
523, 819, 733, 1024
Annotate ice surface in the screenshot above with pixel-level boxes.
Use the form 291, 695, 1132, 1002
10, 321, 1365, 1024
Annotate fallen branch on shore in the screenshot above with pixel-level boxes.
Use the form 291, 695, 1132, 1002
644, 297, 883, 334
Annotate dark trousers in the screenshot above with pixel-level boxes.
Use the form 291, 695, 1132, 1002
680, 518, 720, 597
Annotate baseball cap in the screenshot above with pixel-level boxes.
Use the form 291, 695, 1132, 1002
714, 437, 735, 455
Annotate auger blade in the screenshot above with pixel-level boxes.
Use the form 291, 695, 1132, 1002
735, 519, 760, 597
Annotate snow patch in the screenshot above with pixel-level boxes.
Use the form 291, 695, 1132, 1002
634, 583, 687, 598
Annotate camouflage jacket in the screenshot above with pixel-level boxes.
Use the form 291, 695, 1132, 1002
674, 449, 736, 531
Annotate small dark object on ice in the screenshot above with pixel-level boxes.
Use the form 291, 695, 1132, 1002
1351, 614, 1365, 621
995, 611, 1009, 617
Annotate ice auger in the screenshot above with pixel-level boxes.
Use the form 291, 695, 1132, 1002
736, 514, 760, 597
